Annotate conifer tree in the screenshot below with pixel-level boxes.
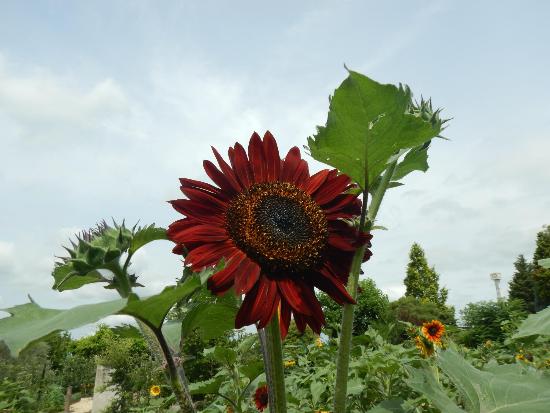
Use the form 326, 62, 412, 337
404, 243, 447, 306
533, 225, 550, 310
508, 254, 536, 313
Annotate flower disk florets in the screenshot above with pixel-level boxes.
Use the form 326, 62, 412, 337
226, 182, 328, 274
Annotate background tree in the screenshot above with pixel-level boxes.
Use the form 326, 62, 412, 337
404, 243, 447, 306
459, 299, 527, 347
318, 278, 390, 337
532, 225, 550, 310
508, 254, 536, 312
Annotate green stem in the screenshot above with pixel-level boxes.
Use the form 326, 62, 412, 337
152, 327, 197, 413
333, 160, 398, 413
105, 260, 132, 298
259, 316, 287, 413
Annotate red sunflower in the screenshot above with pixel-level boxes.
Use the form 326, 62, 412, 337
167, 131, 372, 338
253, 384, 269, 411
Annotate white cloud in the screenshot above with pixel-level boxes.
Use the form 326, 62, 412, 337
0, 53, 131, 141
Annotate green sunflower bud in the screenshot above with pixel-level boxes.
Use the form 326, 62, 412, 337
52, 220, 167, 293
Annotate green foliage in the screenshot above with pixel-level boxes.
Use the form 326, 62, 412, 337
120, 277, 201, 330
284, 327, 428, 413
98, 331, 164, 413
513, 306, 550, 340
509, 254, 536, 313
307, 70, 444, 190
390, 296, 456, 327
404, 243, 447, 306
188, 334, 264, 412
0, 296, 126, 355
406, 348, 550, 413
460, 300, 527, 347
539, 258, 550, 269
318, 278, 390, 337
532, 225, 550, 310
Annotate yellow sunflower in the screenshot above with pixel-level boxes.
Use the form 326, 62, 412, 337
149, 385, 161, 397
284, 360, 296, 367
315, 337, 323, 348
415, 335, 435, 358
421, 320, 445, 343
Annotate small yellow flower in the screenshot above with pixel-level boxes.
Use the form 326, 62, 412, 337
516, 353, 525, 361
284, 360, 296, 368
149, 385, 161, 397
315, 337, 323, 348
484, 340, 493, 348
415, 335, 435, 358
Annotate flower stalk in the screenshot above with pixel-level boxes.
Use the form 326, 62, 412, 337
258, 315, 287, 413
152, 327, 197, 413
333, 159, 398, 413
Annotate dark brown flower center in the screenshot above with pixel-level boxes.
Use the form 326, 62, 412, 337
226, 182, 328, 274
428, 326, 439, 336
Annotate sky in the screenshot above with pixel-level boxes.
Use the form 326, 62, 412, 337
1, 0, 549, 327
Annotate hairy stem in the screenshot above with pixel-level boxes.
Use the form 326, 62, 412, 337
152, 327, 197, 413
333, 160, 398, 413
258, 316, 287, 413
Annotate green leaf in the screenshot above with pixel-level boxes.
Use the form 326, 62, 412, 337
179, 303, 237, 341
347, 377, 363, 396
237, 335, 257, 354
119, 277, 201, 330
239, 360, 264, 382
406, 348, 550, 413
129, 224, 168, 255
161, 321, 181, 349
0, 297, 126, 356
203, 346, 237, 365
308, 70, 442, 189
538, 258, 550, 269
52, 263, 105, 291
513, 306, 550, 339
366, 399, 408, 413
392, 142, 430, 181
310, 381, 326, 405
188, 376, 225, 395
405, 364, 464, 413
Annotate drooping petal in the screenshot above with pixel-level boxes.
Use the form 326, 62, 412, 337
186, 241, 236, 270
234, 258, 261, 294
208, 251, 246, 294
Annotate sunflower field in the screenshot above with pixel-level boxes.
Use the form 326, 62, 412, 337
1, 70, 550, 413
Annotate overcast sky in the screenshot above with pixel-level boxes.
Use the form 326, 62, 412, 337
1, 1, 549, 324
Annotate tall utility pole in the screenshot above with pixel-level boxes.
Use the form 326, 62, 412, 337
490, 272, 503, 301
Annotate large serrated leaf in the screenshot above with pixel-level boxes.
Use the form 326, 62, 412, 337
189, 376, 225, 395
179, 303, 238, 341
391, 142, 430, 182
308, 70, 441, 189
513, 306, 550, 339
406, 348, 550, 413
239, 360, 264, 382
0, 297, 126, 356
129, 224, 168, 255
52, 263, 105, 291
119, 277, 201, 330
